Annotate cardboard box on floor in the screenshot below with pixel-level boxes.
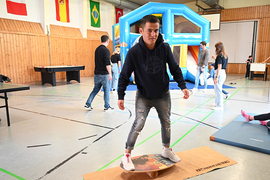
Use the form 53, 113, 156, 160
83, 146, 237, 180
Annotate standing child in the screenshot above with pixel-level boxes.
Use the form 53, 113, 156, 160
245, 55, 252, 78
111, 46, 121, 92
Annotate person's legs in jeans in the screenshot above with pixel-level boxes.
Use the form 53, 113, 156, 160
101, 74, 110, 109
122, 90, 152, 170
111, 64, 118, 90
110, 65, 115, 90
213, 76, 228, 96
194, 67, 202, 89
114, 66, 119, 90
85, 75, 102, 106
125, 90, 152, 150
203, 66, 208, 89
214, 81, 222, 107
153, 91, 171, 147
214, 71, 226, 107
153, 91, 180, 162
222, 89, 228, 95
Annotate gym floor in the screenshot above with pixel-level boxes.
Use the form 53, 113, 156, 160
0, 75, 269, 180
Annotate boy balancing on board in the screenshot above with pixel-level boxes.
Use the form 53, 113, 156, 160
117, 15, 189, 170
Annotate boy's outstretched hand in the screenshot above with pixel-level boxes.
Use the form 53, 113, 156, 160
118, 100, 125, 110
182, 89, 190, 99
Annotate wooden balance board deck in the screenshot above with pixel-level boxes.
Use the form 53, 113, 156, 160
120, 154, 176, 178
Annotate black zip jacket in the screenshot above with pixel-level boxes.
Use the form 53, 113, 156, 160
118, 33, 187, 100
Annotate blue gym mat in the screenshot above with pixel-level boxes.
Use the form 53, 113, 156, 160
125, 82, 235, 91
210, 114, 270, 154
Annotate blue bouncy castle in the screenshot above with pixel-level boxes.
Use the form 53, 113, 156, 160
113, 2, 210, 83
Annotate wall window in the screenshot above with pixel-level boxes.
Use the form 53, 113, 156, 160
174, 15, 200, 33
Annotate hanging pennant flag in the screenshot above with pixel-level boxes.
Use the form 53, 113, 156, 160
115, 7, 123, 24
6, 0, 27, 16
90, 0, 100, 28
55, 0, 70, 23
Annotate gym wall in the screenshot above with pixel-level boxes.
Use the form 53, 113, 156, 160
220, 5, 270, 75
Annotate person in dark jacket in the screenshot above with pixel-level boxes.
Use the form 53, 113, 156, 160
117, 15, 189, 170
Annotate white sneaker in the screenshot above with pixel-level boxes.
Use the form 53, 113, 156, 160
104, 106, 114, 112
212, 106, 223, 110
212, 103, 216, 107
161, 148, 181, 162
225, 93, 230, 99
84, 104, 93, 111
121, 153, 135, 171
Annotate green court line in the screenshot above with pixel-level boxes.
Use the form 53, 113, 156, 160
96, 154, 124, 171
172, 107, 212, 114
95, 130, 163, 171
95, 116, 183, 172
3, 82, 246, 178
137, 106, 199, 142
96, 81, 247, 172
224, 77, 244, 88
134, 130, 162, 148
0, 168, 25, 180
171, 111, 215, 148
225, 80, 250, 101
235, 78, 244, 84
97, 98, 213, 171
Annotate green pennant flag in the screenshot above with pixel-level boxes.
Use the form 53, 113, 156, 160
90, 0, 100, 27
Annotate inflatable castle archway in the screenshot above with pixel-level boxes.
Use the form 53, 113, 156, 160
113, 2, 210, 83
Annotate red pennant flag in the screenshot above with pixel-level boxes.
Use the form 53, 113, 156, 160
115, 7, 123, 24
6, 0, 27, 16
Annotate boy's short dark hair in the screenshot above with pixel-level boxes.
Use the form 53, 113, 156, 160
101, 35, 109, 43
140, 15, 160, 29
200, 41, 207, 46
249, 55, 252, 58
